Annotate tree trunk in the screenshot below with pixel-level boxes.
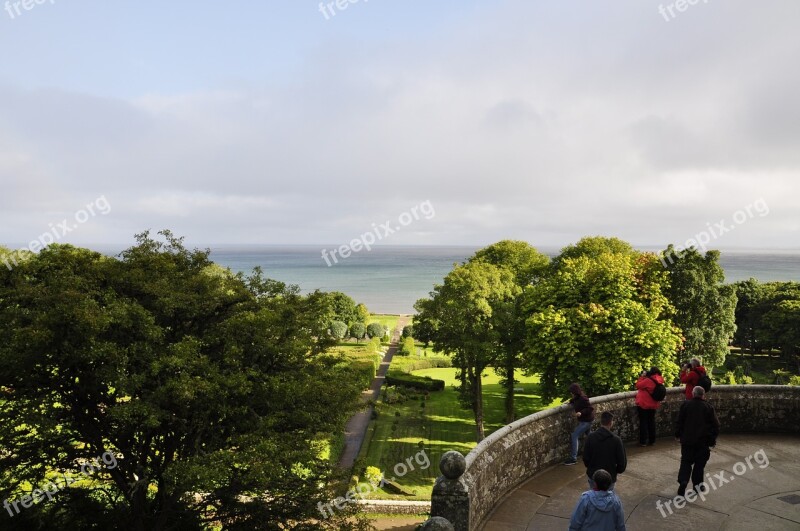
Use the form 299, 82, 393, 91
474, 371, 485, 442
504, 349, 515, 424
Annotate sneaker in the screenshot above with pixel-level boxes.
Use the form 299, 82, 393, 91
639, 443, 648, 447
677, 484, 687, 497
563, 458, 578, 465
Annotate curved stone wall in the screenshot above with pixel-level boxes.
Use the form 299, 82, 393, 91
430, 385, 800, 531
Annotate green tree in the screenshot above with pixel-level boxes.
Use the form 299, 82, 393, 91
350, 322, 367, 342
330, 320, 349, 340
366, 322, 386, 339
733, 278, 768, 353
660, 246, 737, 370
414, 260, 518, 441
0, 232, 369, 530
523, 239, 681, 401
763, 299, 800, 371
469, 240, 550, 423
326, 291, 364, 326
401, 325, 414, 338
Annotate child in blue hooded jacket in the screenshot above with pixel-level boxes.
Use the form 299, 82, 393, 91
569, 469, 626, 531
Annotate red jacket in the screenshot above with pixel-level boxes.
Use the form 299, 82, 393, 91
680, 366, 707, 399
635, 374, 665, 409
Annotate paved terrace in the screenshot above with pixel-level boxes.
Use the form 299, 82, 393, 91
484, 433, 800, 530
428, 386, 800, 531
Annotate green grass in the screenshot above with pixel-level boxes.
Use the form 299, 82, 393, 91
356, 367, 561, 500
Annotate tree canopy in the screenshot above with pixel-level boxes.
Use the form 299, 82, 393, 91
660, 246, 737, 369
0, 232, 368, 530
523, 238, 682, 400
414, 259, 519, 441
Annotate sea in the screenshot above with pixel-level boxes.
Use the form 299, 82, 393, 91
204, 246, 800, 314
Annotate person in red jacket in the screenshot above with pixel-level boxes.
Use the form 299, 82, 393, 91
635, 367, 665, 446
680, 358, 707, 400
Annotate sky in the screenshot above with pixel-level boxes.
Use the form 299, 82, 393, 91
1, 0, 798, 251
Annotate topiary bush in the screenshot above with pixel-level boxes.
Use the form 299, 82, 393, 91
366, 322, 387, 339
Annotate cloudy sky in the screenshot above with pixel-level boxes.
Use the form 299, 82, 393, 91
1, 0, 798, 250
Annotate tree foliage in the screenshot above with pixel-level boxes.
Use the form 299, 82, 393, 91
414, 260, 519, 441
660, 246, 737, 369
469, 240, 550, 423
349, 322, 367, 342
330, 320, 349, 340
366, 322, 387, 339
0, 232, 369, 530
523, 238, 681, 401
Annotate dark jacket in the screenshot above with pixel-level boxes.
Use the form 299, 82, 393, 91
569, 385, 595, 423
582, 427, 627, 482
675, 397, 720, 446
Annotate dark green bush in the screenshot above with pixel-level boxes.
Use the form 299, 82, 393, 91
349, 359, 376, 389
385, 372, 445, 392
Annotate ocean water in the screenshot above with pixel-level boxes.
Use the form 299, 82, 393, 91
208, 245, 800, 314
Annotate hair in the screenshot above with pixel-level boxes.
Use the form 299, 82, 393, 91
600, 411, 614, 426
649, 366, 661, 376
690, 358, 701, 368
593, 469, 613, 491
693, 385, 705, 398
568, 383, 584, 396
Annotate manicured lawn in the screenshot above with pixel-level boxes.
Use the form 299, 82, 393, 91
356, 367, 561, 500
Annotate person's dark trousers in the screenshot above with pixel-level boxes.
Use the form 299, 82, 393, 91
637, 407, 656, 445
678, 443, 711, 489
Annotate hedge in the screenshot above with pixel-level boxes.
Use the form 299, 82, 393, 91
350, 359, 377, 389
385, 371, 445, 392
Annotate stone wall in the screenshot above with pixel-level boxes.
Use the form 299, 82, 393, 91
430, 385, 800, 531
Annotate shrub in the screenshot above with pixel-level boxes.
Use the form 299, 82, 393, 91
385, 372, 445, 392
773, 369, 791, 384
362, 337, 383, 357
329, 320, 348, 340
350, 322, 366, 342
349, 360, 376, 389
724, 371, 737, 385
391, 356, 452, 373
364, 466, 383, 487
402, 325, 414, 338
789, 375, 800, 386
398, 336, 416, 356
366, 322, 387, 339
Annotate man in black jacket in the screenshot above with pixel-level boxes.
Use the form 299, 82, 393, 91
675, 386, 720, 496
583, 411, 627, 491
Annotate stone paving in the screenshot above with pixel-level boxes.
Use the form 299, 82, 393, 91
482, 433, 800, 530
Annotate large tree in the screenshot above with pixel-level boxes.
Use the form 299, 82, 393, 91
661, 245, 737, 369
414, 260, 518, 441
523, 238, 682, 400
0, 232, 369, 530
469, 240, 549, 423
